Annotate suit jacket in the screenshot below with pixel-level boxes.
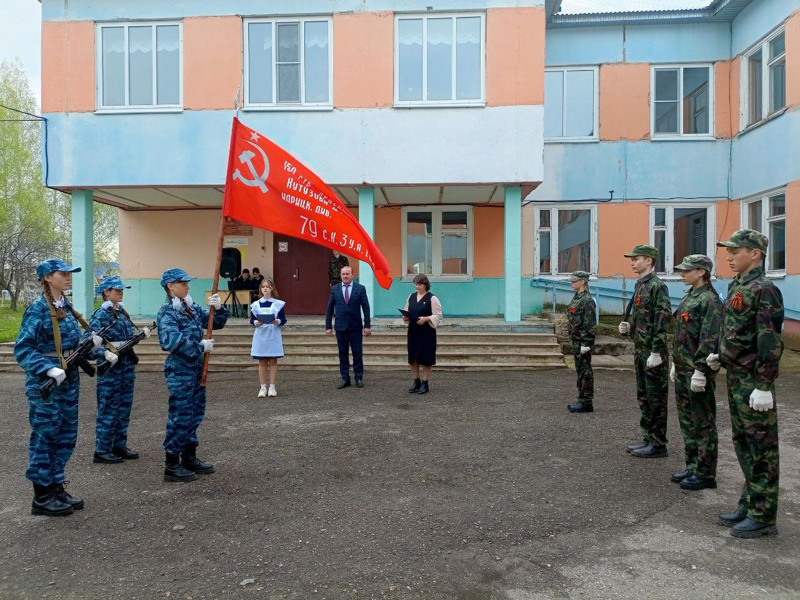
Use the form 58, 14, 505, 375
325, 282, 371, 331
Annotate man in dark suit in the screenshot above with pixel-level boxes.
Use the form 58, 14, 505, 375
325, 266, 371, 388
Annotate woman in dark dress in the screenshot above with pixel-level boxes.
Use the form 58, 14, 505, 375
403, 274, 443, 395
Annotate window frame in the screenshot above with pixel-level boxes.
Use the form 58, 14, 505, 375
401, 205, 474, 282
648, 203, 716, 276
243, 16, 334, 111
393, 12, 486, 108
533, 204, 599, 278
740, 188, 787, 274
95, 21, 184, 114
741, 26, 786, 130
544, 66, 600, 143
650, 63, 715, 139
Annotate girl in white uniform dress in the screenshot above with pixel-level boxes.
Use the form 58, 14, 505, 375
250, 278, 287, 398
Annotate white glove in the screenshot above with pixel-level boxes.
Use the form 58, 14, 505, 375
103, 350, 119, 366
142, 326, 151, 339
101, 300, 113, 310
618, 322, 630, 335
690, 369, 706, 392
46, 367, 66, 386
707, 353, 721, 371
669, 362, 676, 382
580, 345, 590, 355
207, 294, 222, 310
200, 339, 214, 353
91, 333, 103, 350
749, 389, 774, 412
646, 352, 663, 369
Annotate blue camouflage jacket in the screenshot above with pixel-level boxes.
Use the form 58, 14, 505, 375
90, 304, 137, 364
14, 294, 83, 377
157, 298, 228, 368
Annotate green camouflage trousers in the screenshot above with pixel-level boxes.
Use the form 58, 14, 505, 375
633, 349, 669, 446
674, 372, 718, 478
572, 342, 594, 405
726, 370, 780, 525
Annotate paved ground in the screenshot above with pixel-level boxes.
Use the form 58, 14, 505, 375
0, 369, 798, 600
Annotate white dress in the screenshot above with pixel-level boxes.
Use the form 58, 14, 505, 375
250, 298, 286, 359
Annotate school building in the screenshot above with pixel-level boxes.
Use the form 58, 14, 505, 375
40, 0, 800, 342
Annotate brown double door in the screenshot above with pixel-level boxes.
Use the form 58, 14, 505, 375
272, 235, 333, 314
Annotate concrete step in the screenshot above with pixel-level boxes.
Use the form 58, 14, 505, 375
558, 335, 635, 356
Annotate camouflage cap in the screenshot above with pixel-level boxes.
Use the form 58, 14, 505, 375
623, 244, 659, 259
673, 254, 713, 272
160, 267, 195, 287
95, 275, 131, 295
36, 258, 81, 280
569, 270, 591, 282
716, 229, 768, 252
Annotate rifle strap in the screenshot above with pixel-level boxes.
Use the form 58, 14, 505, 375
68, 306, 118, 354
48, 302, 68, 371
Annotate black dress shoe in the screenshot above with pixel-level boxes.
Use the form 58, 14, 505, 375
112, 447, 139, 460
52, 482, 84, 510
717, 508, 748, 527
93, 451, 124, 464
417, 381, 429, 394
337, 380, 352, 389
31, 484, 73, 517
409, 378, 421, 393
731, 517, 777, 538
625, 441, 648, 453
670, 469, 693, 483
355, 379, 364, 388
631, 443, 668, 458
679, 475, 717, 490
568, 402, 593, 413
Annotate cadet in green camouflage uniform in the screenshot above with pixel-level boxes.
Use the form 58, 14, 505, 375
669, 255, 723, 491
566, 271, 596, 413
618, 245, 671, 458
708, 229, 783, 538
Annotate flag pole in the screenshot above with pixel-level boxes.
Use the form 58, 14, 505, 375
201, 96, 241, 385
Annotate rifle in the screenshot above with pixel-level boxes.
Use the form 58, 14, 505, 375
40, 318, 118, 399
97, 322, 156, 376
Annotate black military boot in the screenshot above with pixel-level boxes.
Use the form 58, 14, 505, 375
31, 483, 73, 517
181, 444, 215, 475
94, 451, 124, 464
112, 447, 140, 460
417, 380, 429, 395
670, 469, 693, 483
731, 517, 777, 538
51, 482, 84, 510
679, 475, 717, 491
625, 441, 648, 453
164, 452, 197, 483
409, 378, 422, 393
568, 402, 593, 413
631, 443, 668, 458
717, 507, 748, 527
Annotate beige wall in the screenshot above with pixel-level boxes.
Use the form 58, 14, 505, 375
119, 210, 274, 279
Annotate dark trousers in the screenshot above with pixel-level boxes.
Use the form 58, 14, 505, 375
336, 328, 363, 381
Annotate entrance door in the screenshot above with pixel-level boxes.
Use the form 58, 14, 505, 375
273, 235, 334, 314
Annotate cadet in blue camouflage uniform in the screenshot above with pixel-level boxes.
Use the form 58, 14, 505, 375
158, 268, 227, 482
669, 255, 723, 491
708, 230, 783, 538
14, 259, 103, 516
618, 245, 671, 458
91, 276, 151, 465
566, 271, 596, 413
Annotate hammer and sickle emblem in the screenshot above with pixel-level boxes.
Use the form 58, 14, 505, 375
232, 140, 270, 193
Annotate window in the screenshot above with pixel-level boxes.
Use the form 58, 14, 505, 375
744, 28, 785, 128
545, 67, 598, 140
535, 206, 597, 276
402, 207, 473, 279
741, 191, 786, 272
651, 65, 712, 137
244, 18, 332, 108
96, 22, 182, 111
649, 205, 714, 274
395, 13, 485, 106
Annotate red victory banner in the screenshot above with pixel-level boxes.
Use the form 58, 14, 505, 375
221, 117, 392, 288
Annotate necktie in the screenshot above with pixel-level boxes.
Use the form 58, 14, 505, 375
344, 285, 350, 304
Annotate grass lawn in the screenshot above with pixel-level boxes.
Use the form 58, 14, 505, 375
0, 305, 24, 343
